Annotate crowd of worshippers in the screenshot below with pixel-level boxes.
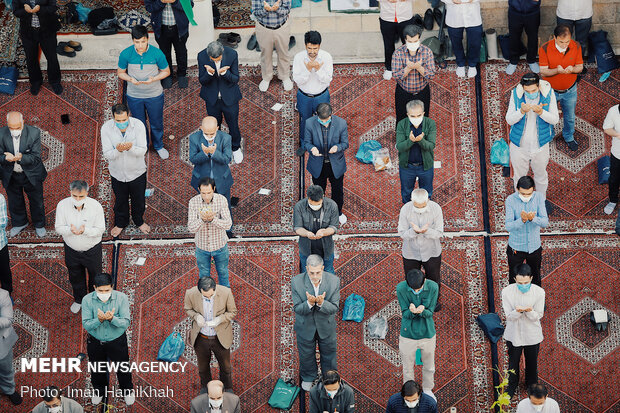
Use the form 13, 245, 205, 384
1, 0, 619, 411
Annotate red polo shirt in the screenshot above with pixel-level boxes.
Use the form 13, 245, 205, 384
539, 39, 583, 91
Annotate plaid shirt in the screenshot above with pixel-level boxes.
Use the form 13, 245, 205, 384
252, 0, 291, 28
392, 44, 436, 94
187, 193, 232, 252
0, 195, 7, 250
30, 0, 40, 28
162, 3, 176, 26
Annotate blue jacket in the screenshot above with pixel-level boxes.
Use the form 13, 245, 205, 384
304, 115, 349, 179
144, 0, 193, 38
508, 0, 541, 15
385, 392, 437, 413
198, 46, 242, 107
508, 81, 555, 148
189, 130, 233, 195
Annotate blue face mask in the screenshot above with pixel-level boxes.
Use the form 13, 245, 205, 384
319, 118, 331, 126
517, 283, 532, 294
115, 120, 129, 130
524, 91, 539, 101
409, 286, 423, 295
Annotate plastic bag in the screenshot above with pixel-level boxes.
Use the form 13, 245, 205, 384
342, 294, 365, 322
355, 140, 382, 164
75, 3, 92, 23
371, 148, 392, 171
157, 332, 185, 362
490, 139, 509, 167
366, 315, 388, 339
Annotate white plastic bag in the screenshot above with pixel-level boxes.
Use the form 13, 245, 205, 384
367, 315, 388, 339
371, 148, 392, 171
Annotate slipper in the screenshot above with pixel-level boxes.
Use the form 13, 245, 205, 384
59, 41, 81, 52
57, 44, 76, 57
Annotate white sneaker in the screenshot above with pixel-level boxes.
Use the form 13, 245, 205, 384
528, 62, 540, 73
70, 302, 82, 314
259, 79, 270, 92
157, 148, 169, 159
232, 149, 244, 164
456, 66, 466, 78
604, 202, 617, 215
91, 395, 102, 405
301, 381, 313, 391
423, 389, 436, 401
339, 214, 347, 225
282, 78, 294, 91
467, 66, 477, 78
124, 393, 135, 406
383, 70, 392, 80
506, 64, 517, 75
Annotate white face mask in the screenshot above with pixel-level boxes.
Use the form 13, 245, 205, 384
203, 133, 215, 142
97, 292, 112, 302
406, 41, 420, 53
72, 199, 85, 208
10, 129, 22, 138
555, 42, 567, 54
532, 403, 544, 412
48, 406, 62, 413
326, 389, 338, 398
413, 205, 428, 214
308, 201, 322, 211
409, 116, 423, 128
518, 194, 532, 203
209, 398, 223, 408
405, 399, 419, 408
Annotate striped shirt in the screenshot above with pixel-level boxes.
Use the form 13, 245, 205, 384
187, 193, 232, 252
162, 3, 176, 26
505, 191, 548, 253
0, 195, 7, 250
392, 44, 436, 94
252, 0, 291, 28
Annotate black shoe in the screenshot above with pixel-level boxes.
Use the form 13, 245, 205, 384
226, 231, 234, 239
30, 83, 41, 95
217, 36, 238, 49
545, 200, 553, 216
581, 66, 588, 75
411, 14, 424, 29
247, 33, 258, 50
51, 83, 63, 95
566, 140, 578, 151
289, 35, 296, 50
59, 41, 82, 52
434, 303, 442, 311
296, 146, 306, 157
423, 9, 434, 30
228, 32, 241, 44
8, 392, 23, 405
57, 44, 76, 57
162, 76, 173, 89
433, 6, 443, 26
177, 76, 188, 89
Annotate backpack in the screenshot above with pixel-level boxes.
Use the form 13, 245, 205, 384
587, 30, 620, 74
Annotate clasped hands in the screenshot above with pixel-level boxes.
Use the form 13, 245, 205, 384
305, 60, 323, 72
200, 209, 216, 222
405, 61, 422, 72
410, 222, 429, 234
263, 0, 281, 11
129, 77, 156, 85
306, 291, 326, 307
201, 143, 217, 155
520, 210, 536, 223
116, 142, 133, 152
515, 306, 533, 313
306, 228, 328, 240
520, 102, 544, 115
310, 146, 337, 156
555, 65, 575, 75
409, 303, 425, 314
4, 152, 22, 162
205, 65, 230, 76
24, 3, 40, 13
409, 131, 424, 142
97, 307, 116, 322
70, 224, 85, 235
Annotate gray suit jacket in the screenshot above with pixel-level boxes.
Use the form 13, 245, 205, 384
32, 397, 84, 413
291, 271, 340, 340
0, 124, 48, 188
190, 392, 241, 413
0, 288, 17, 359
189, 130, 233, 195
303, 115, 349, 179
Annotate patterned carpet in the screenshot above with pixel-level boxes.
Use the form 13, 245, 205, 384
214, 0, 254, 29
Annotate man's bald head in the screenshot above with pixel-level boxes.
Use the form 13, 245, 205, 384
200, 116, 218, 137
207, 380, 224, 399
6, 112, 24, 130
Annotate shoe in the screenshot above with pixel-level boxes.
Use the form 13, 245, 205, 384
506, 64, 517, 75
282, 78, 294, 91
91, 394, 102, 405
30, 83, 41, 95
467, 66, 477, 78
56, 44, 76, 57
423, 9, 434, 30
177, 76, 188, 89
433, 7, 443, 26
8, 392, 23, 405
227, 32, 242, 44
339, 214, 347, 225
259, 79, 270, 92
51, 83, 63, 95
423, 390, 436, 401
247, 33, 258, 50
434, 303, 442, 311
301, 381, 313, 391
288, 35, 296, 50
9, 225, 27, 237
232, 148, 244, 164
604, 202, 617, 215
70, 302, 82, 314
226, 231, 234, 239
566, 140, 578, 151
581, 66, 588, 75
124, 393, 135, 406
296, 146, 306, 156
456, 66, 466, 78
162, 76, 173, 89
528, 62, 540, 73
59, 41, 82, 52
35, 227, 46, 237
412, 14, 424, 29
545, 200, 553, 216
383, 70, 392, 80
217, 34, 238, 49
157, 148, 170, 159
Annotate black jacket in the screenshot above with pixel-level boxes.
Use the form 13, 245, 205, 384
309, 382, 355, 413
198, 46, 242, 106
144, 0, 193, 38
0, 124, 47, 188
12, 0, 59, 36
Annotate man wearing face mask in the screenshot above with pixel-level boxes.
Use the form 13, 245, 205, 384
0, 111, 48, 238
444, 0, 483, 79
55, 180, 106, 314
505, 176, 548, 286
505, 72, 559, 212
396, 100, 437, 203
291, 254, 340, 391
190, 380, 240, 413
293, 185, 339, 274
32, 386, 83, 413
391, 24, 436, 124
198, 41, 244, 165
82, 273, 134, 406
516, 383, 560, 413
101, 103, 150, 238
0, 287, 22, 406
308, 370, 355, 413
539, 25, 583, 152
385, 380, 438, 413
501, 264, 545, 399
396, 269, 439, 401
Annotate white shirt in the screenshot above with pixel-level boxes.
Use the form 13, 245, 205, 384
200, 294, 217, 336
11, 135, 23, 173
397, 201, 443, 262
603, 104, 620, 159
444, 0, 482, 28
307, 279, 322, 308
379, 0, 413, 23
54, 197, 105, 252
516, 397, 561, 413
556, 0, 592, 20
101, 117, 147, 182
209, 60, 223, 98
292, 49, 334, 95
502, 283, 545, 347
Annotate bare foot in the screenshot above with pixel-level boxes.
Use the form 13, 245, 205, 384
110, 226, 123, 237
139, 223, 151, 234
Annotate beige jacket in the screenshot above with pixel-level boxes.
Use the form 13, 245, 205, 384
184, 285, 237, 349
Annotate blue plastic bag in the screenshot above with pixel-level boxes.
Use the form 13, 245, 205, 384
75, 3, 92, 24
0, 67, 18, 96
490, 139, 509, 167
356, 140, 382, 164
291, 0, 302, 8
157, 332, 185, 362
342, 294, 365, 322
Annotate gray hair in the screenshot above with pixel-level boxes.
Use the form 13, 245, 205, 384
69, 180, 89, 192
6, 111, 24, 123
306, 254, 324, 268
197, 276, 217, 292
207, 41, 224, 59
406, 100, 424, 113
306, 185, 324, 202
403, 24, 423, 40
411, 188, 429, 204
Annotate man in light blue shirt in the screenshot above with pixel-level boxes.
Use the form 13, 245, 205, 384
0, 194, 12, 294
505, 176, 548, 286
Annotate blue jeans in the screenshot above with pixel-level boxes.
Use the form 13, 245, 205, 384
399, 163, 434, 204
297, 89, 330, 146
126, 93, 165, 150
300, 252, 335, 274
447, 25, 483, 68
554, 84, 577, 143
195, 245, 230, 287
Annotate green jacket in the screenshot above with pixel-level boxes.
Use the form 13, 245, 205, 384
396, 279, 438, 340
395, 117, 437, 170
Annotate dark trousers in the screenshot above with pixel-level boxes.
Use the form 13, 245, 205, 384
608, 152, 620, 203
5, 172, 45, 228
195, 335, 232, 390
205, 100, 242, 152
507, 245, 542, 286
395, 84, 431, 125
297, 331, 337, 382
379, 17, 415, 70
506, 341, 539, 397
297, 89, 330, 146
126, 94, 165, 151
87, 333, 133, 396
64, 242, 102, 303
399, 163, 434, 204
556, 16, 591, 56
0, 246, 12, 294
403, 255, 442, 298
21, 29, 61, 86
155, 25, 188, 77
111, 172, 147, 228
447, 24, 483, 68
312, 163, 344, 215
508, 9, 540, 64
